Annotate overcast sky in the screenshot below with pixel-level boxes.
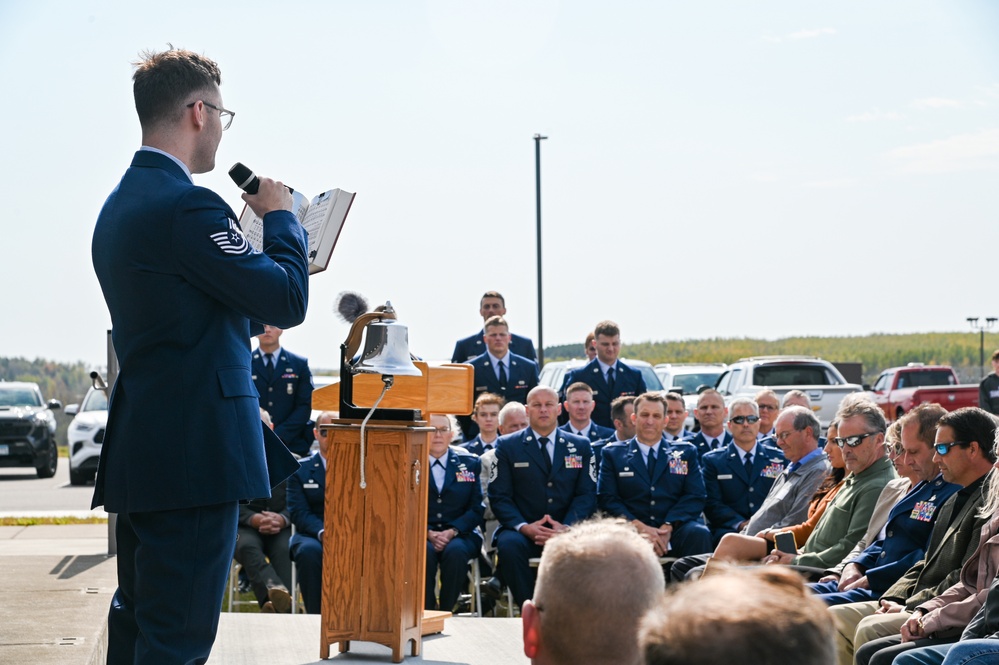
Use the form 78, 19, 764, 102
2, 1, 997, 372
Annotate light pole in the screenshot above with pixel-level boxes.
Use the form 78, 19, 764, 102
967, 317, 998, 378
534, 133, 548, 367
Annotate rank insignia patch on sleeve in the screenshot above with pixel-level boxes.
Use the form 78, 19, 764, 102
210, 218, 252, 255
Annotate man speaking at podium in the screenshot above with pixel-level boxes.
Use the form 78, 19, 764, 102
91, 48, 308, 665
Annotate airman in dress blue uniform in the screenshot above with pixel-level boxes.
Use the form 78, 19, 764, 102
701, 398, 788, 545
252, 326, 314, 456
488, 386, 596, 607
451, 290, 537, 363
426, 415, 485, 611
559, 321, 647, 428
287, 414, 334, 614
598, 392, 712, 558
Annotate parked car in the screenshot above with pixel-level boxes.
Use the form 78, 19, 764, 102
867, 363, 979, 422
714, 356, 863, 431
655, 363, 728, 431
539, 358, 665, 394
65, 386, 109, 485
0, 381, 62, 478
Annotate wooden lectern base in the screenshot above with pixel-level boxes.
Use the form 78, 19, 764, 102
320, 420, 431, 663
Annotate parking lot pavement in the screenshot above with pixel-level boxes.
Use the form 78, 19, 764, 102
0, 523, 115, 665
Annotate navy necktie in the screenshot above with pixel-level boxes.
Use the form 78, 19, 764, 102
539, 437, 552, 474
744, 452, 753, 476
263, 353, 274, 381
647, 447, 657, 477
498, 361, 508, 389
606, 366, 615, 392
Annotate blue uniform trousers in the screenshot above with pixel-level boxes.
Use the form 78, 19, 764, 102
895, 641, 999, 665
496, 529, 544, 607
289, 534, 322, 614
108, 502, 238, 665
425, 535, 480, 611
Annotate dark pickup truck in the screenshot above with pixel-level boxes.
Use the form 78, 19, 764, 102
867, 364, 979, 422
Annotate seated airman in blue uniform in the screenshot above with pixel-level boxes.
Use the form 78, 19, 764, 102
702, 397, 787, 545
425, 414, 485, 612
287, 413, 334, 614
461, 393, 504, 456
559, 381, 615, 443
686, 389, 733, 457
598, 392, 712, 558
488, 386, 596, 608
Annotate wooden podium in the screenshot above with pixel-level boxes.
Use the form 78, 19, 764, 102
315, 361, 473, 662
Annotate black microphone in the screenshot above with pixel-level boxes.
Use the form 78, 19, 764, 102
228, 162, 259, 194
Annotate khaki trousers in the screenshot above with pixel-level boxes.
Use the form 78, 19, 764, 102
829, 601, 911, 665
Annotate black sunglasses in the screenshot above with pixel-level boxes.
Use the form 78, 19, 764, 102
832, 432, 880, 448
730, 415, 761, 425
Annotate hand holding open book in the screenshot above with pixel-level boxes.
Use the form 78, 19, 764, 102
238, 188, 355, 274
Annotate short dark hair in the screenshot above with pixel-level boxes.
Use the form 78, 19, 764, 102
898, 403, 947, 448
481, 290, 505, 306
992, 349, 999, 363
610, 395, 635, 423
132, 47, 222, 130
594, 320, 620, 338
938, 407, 999, 464
634, 391, 667, 415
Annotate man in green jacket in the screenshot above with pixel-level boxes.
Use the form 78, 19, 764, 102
765, 399, 897, 571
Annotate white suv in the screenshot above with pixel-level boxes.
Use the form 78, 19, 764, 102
65, 387, 108, 486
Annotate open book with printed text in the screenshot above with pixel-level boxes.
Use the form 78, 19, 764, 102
238, 188, 355, 274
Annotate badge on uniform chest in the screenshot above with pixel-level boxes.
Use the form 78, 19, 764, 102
910, 499, 937, 522
564, 455, 583, 469
668, 454, 688, 475
761, 461, 784, 478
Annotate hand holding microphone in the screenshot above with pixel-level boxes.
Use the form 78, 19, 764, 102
228, 162, 293, 217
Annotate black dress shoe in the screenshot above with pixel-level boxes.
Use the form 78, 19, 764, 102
480, 576, 503, 601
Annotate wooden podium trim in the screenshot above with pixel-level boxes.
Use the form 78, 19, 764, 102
312, 362, 473, 415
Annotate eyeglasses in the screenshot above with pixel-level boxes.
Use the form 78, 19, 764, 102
934, 441, 966, 456
757, 404, 779, 412
432, 427, 451, 434
832, 432, 881, 448
775, 430, 796, 442
886, 443, 904, 457
731, 415, 761, 425
187, 100, 235, 130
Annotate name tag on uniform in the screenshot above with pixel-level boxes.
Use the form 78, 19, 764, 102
303, 483, 319, 489
515, 462, 530, 468
717, 474, 733, 480
456, 470, 476, 482
619, 471, 635, 477
910, 501, 937, 522
565, 455, 583, 469
669, 458, 688, 475
774, 484, 791, 500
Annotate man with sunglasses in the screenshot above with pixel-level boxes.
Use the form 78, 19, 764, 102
829, 407, 997, 665
702, 398, 787, 545
764, 399, 896, 571
92, 49, 307, 664
810, 404, 960, 606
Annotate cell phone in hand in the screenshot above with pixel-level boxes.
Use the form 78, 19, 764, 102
774, 530, 797, 554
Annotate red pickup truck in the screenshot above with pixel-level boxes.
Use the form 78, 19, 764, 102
867, 364, 979, 422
